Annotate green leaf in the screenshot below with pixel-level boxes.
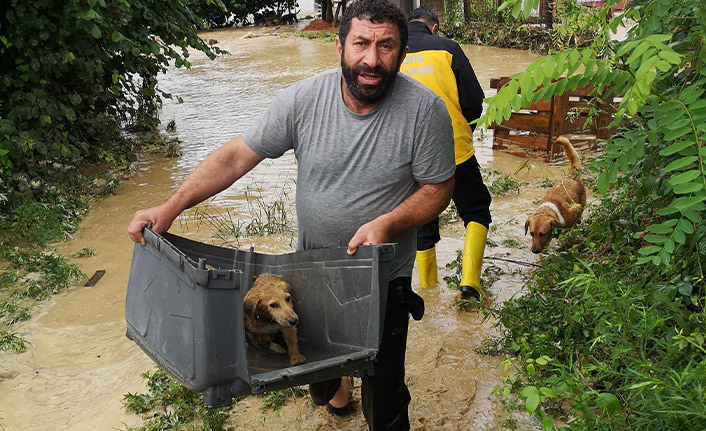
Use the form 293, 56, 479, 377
526, 393, 540, 415
598, 393, 620, 414
669, 170, 702, 186
540, 387, 557, 398
678, 219, 694, 234
527, 363, 536, 376
522, 0, 534, 19
673, 229, 686, 244
638, 246, 661, 255
673, 182, 703, 194
597, 170, 611, 194
674, 195, 706, 209
644, 234, 667, 244
625, 41, 650, 66
664, 126, 693, 141
635, 55, 659, 80
497, 0, 513, 12
542, 416, 554, 431
511, 0, 522, 18
659, 50, 682, 64
111, 32, 124, 43
90, 24, 101, 39
664, 156, 697, 172
684, 209, 702, 223
646, 223, 673, 234
659, 140, 695, 156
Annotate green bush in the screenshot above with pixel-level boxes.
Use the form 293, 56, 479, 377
481, 0, 706, 429
0, 0, 221, 204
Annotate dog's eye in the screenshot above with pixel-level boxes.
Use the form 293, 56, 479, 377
285, 295, 291, 302
269, 303, 278, 308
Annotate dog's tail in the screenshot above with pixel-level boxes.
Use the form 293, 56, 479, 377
555, 136, 582, 171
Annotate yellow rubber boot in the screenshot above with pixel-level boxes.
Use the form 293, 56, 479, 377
416, 247, 438, 288
460, 222, 488, 299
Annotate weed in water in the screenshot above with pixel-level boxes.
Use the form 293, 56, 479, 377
186, 178, 296, 249
74, 248, 96, 258
500, 238, 523, 249
439, 202, 460, 228
483, 170, 526, 196
123, 368, 232, 431
0, 246, 84, 327
0, 330, 27, 352
0, 299, 30, 324
0, 194, 85, 246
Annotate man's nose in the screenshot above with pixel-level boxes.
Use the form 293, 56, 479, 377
362, 45, 380, 67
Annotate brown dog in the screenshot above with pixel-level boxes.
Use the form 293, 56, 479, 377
243, 273, 306, 366
525, 137, 586, 253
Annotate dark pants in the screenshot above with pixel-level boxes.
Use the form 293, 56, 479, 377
309, 277, 418, 431
417, 155, 492, 251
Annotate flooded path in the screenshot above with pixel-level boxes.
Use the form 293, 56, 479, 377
0, 24, 555, 430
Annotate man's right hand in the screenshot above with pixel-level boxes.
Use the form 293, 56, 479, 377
127, 203, 178, 245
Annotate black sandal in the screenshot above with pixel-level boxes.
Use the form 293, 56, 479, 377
326, 376, 354, 417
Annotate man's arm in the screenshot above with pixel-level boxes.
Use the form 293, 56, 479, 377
127, 136, 265, 244
347, 176, 455, 254
451, 45, 485, 130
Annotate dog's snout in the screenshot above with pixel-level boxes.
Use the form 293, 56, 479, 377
289, 317, 298, 326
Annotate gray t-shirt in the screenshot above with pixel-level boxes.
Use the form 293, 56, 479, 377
242, 68, 455, 279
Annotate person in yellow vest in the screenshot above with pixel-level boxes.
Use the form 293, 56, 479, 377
400, 6, 491, 299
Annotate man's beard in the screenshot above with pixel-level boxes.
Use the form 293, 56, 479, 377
341, 55, 399, 105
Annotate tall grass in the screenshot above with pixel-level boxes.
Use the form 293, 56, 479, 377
487, 190, 706, 430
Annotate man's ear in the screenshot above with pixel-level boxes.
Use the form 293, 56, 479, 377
397, 45, 409, 70
335, 36, 343, 61
430, 23, 439, 35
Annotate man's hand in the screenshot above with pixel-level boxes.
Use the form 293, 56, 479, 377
347, 178, 454, 255
127, 203, 179, 245
347, 217, 392, 254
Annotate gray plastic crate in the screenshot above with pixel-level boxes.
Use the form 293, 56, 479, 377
125, 228, 394, 407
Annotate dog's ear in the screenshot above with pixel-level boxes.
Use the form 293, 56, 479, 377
244, 296, 258, 315
285, 282, 297, 301
524, 219, 529, 236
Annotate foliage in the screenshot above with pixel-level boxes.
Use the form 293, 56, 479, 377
0, 245, 84, 350
261, 387, 307, 412
186, 179, 296, 249
0, 331, 27, 352
481, 0, 706, 429
123, 368, 232, 431
0, 0, 222, 213
445, 0, 465, 29
188, 0, 299, 28
481, 0, 705, 270
484, 169, 527, 196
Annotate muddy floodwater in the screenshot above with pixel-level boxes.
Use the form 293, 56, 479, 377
0, 23, 575, 430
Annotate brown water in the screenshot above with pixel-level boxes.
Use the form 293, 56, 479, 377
0, 23, 553, 431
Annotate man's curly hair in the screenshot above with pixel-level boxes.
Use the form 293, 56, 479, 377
339, 0, 408, 51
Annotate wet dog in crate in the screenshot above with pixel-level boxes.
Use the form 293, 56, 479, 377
243, 273, 306, 366
525, 136, 586, 253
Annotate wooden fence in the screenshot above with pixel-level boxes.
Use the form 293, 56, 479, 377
488, 76, 621, 159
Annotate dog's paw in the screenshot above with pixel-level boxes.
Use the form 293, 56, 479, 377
269, 341, 287, 354
289, 353, 306, 366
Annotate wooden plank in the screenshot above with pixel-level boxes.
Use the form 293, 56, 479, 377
496, 134, 550, 151
84, 270, 106, 288
494, 112, 551, 132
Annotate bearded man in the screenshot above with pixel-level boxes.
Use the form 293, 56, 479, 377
127, 1, 455, 429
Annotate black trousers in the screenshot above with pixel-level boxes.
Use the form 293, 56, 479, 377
417, 155, 492, 251
309, 277, 419, 431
